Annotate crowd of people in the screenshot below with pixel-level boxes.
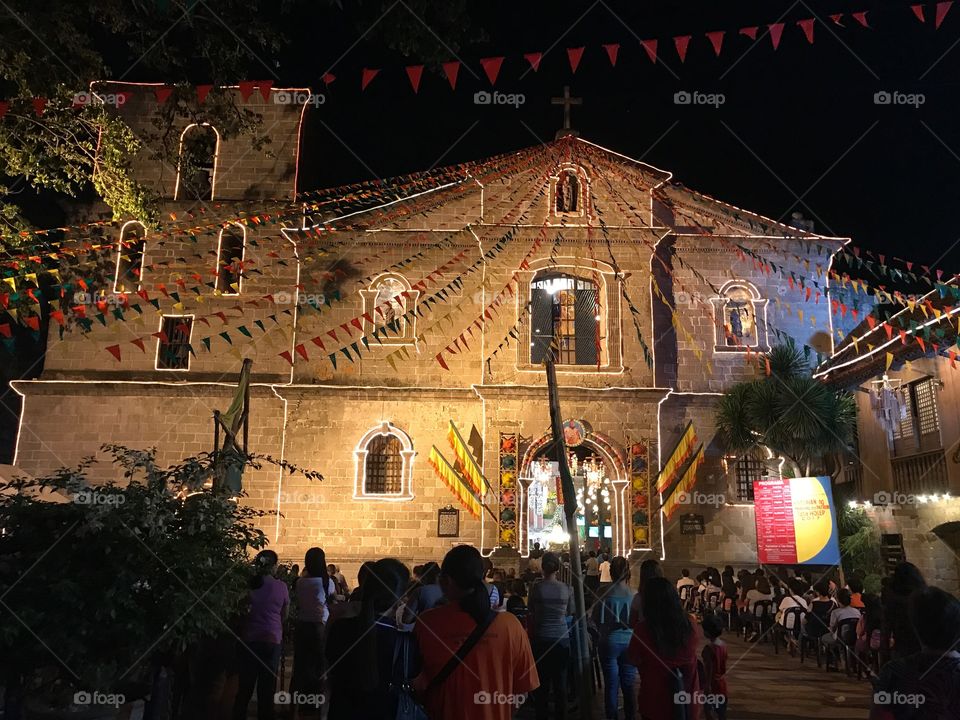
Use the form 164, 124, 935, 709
230, 543, 960, 720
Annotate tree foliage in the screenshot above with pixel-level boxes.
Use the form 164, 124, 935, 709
714, 341, 857, 476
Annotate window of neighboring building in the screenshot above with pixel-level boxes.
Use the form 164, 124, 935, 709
113, 221, 146, 293
176, 124, 218, 201
530, 273, 599, 365
734, 449, 765, 502
354, 422, 415, 500
891, 377, 942, 455
156, 315, 194, 371
216, 225, 245, 295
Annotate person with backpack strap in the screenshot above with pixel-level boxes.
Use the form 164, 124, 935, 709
414, 545, 539, 720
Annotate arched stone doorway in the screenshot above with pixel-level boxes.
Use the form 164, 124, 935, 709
519, 427, 629, 557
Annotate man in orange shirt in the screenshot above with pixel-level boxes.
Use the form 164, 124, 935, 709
415, 545, 540, 720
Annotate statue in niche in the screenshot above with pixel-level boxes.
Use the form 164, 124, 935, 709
556, 170, 579, 213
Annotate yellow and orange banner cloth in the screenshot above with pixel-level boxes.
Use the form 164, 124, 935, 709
447, 420, 491, 498
661, 444, 706, 520
428, 446, 484, 519
655, 421, 698, 494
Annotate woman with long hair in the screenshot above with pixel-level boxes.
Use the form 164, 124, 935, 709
881, 561, 927, 663
629, 558, 663, 624
289, 547, 337, 711
325, 558, 411, 719
401, 560, 443, 624
233, 550, 289, 720
628, 577, 702, 720
414, 545, 539, 720
592, 556, 636, 720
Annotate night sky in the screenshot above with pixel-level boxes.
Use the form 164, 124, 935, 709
276, 0, 960, 271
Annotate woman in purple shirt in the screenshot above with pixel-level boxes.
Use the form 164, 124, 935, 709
233, 550, 289, 720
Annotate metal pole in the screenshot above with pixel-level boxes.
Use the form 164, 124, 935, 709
545, 360, 593, 717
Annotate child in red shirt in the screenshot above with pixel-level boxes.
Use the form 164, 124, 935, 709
701, 615, 728, 720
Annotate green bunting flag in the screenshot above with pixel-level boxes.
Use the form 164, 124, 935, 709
219, 331, 232, 345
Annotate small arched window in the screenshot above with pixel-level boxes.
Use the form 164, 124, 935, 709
359, 274, 419, 345
530, 273, 599, 365
176, 124, 219, 201
354, 422, 415, 500
216, 225, 245, 295
711, 281, 768, 352
114, 221, 146, 293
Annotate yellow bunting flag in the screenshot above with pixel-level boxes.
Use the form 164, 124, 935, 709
655, 421, 698, 494
428, 446, 482, 519
661, 444, 706, 520
886, 352, 894, 371
447, 420, 490, 497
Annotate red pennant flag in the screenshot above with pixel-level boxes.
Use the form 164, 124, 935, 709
405, 65, 424, 93
31, 97, 47, 117
49, 310, 65, 326
279, 350, 293, 365
769, 23, 785, 49
436, 352, 450, 370
884, 324, 894, 340
640, 39, 658, 63
479, 57, 504, 85
327, 329, 339, 342
131, 338, 146, 353
106, 344, 122, 362
295, 343, 309, 361
0, 102, 8, 118
523, 52, 543, 71
361, 68, 380, 91
798, 18, 815, 43
567, 46, 585, 73
258, 81, 273, 101
830, 13, 844, 25
917, 337, 926, 352
866, 315, 877, 330
911, 4, 925, 22
196, 84, 213, 103
24, 316, 40, 331
0, 324, 10, 338
705, 31, 725, 56
602, 43, 620, 66
322, 72, 336, 85
740, 26, 759, 40
310, 336, 325, 350
442, 61, 460, 89
238, 80, 257, 102
673, 35, 692, 62
154, 86, 174, 104
852, 11, 869, 27
952, 350, 957, 369
936, 1, 953, 28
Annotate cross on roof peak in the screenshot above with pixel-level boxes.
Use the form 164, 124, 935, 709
551, 86, 582, 139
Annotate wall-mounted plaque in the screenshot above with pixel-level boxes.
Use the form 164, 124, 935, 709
438, 506, 460, 537
680, 514, 706, 535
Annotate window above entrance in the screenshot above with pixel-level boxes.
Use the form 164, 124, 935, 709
354, 422, 415, 500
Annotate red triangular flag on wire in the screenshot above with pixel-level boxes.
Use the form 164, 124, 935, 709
602, 43, 620, 66
238, 80, 257, 102
405, 65, 424, 93
361, 68, 379, 91
31, 97, 47, 116
279, 350, 293, 365
480, 57, 504, 84
154, 86, 173, 104
674, 35, 691, 62
523, 52, 543, 71
852, 11, 869, 27
442, 61, 460, 89
322, 72, 336, 85
936, 1, 953, 28
258, 81, 273, 102
295, 343, 309, 361
131, 338, 146, 353
640, 39, 658, 63
567, 46, 585, 73
196, 84, 213, 103
106, 344, 122, 362
705, 31, 725, 56
435, 352, 449, 370
830, 13, 844, 25
797, 18, 815, 44
911, 4, 925, 21
740, 26, 759, 39
769, 23, 785, 49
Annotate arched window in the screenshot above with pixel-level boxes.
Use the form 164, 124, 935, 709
711, 281, 768, 352
359, 274, 419, 345
530, 273, 599, 365
354, 422, 415, 500
216, 225, 245, 295
550, 165, 589, 219
113, 221, 146, 293
175, 124, 219, 201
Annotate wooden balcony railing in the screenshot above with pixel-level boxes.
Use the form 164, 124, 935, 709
892, 449, 948, 495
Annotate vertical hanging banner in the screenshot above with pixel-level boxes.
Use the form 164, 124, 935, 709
498, 433, 519, 549
628, 438, 653, 549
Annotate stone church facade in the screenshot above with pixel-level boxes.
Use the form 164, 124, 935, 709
11, 83, 864, 576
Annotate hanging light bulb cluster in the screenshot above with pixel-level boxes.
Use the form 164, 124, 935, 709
576, 454, 610, 511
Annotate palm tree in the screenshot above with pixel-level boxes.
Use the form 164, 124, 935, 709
715, 341, 856, 478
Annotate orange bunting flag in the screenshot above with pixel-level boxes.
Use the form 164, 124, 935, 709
448, 420, 490, 497
656, 421, 698, 494
428, 446, 482, 519
662, 444, 706, 521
